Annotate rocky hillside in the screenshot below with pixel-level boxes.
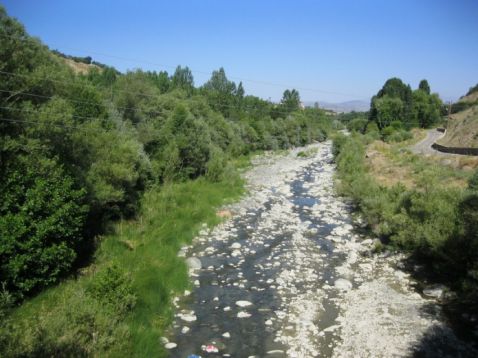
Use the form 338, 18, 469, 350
438, 88, 478, 148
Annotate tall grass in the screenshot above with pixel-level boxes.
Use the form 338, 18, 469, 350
1, 176, 244, 357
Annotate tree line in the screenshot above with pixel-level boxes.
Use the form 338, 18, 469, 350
0, 6, 332, 302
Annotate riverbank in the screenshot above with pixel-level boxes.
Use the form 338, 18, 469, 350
1, 177, 245, 357
333, 133, 478, 355
163, 140, 476, 357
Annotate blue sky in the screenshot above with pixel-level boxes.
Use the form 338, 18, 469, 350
3, 0, 478, 103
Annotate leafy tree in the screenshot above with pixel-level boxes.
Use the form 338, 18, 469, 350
418, 79, 431, 95
236, 81, 245, 99
369, 78, 412, 128
373, 95, 404, 129
281, 89, 301, 113
412, 89, 442, 128
202, 67, 237, 116
0, 153, 87, 299
171, 65, 194, 92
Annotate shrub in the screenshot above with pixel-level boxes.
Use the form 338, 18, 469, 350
347, 117, 368, 133
88, 264, 136, 315
469, 170, 478, 191
332, 133, 348, 157
387, 130, 412, 142
205, 146, 228, 182
0, 154, 88, 299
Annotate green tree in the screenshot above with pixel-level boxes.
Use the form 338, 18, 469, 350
418, 79, 431, 95
0, 154, 87, 299
281, 89, 301, 113
171, 65, 194, 92
202, 67, 237, 116
374, 95, 404, 129
369, 78, 412, 128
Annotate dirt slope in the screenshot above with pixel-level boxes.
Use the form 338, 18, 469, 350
438, 105, 478, 148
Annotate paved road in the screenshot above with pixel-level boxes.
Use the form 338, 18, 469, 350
410, 129, 447, 156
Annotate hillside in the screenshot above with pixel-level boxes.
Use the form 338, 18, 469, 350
59, 56, 101, 74
438, 104, 478, 148
459, 88, 478, 103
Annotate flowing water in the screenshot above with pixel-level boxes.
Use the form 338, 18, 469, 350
165, 142, 477, 358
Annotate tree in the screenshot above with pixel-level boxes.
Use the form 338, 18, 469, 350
374, 95, 404, 129
0, 153, 88, 299
412, 90, 442, 128
369, 78, 413, 128
281, 89, 301, 113
236, 81, 245, 99
203, 67, 236, 94
171, 65, 194, 92
418, 79, 431, 95
202, 68, 237, 116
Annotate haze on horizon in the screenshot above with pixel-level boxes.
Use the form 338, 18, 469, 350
3, 0, 478, 104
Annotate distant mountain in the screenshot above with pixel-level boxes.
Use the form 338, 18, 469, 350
304, 100, 370, 113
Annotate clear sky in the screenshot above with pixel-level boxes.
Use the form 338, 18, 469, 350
3, 0, 478, 103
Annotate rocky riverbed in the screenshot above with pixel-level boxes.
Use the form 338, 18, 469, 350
164, 141, 477, 357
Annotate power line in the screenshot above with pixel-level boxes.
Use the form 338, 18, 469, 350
0, 104, 103, 123
0, 116, 95, 132
0, 32, 362, 98
0, 84, 325, 119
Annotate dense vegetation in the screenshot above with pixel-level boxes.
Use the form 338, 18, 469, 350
0, 7, 332, 356
333, 132, 478, 309
369, 78, 442, 129
337, 78, 443, 145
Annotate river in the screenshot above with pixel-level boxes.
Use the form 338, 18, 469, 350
164, 141, 476, 357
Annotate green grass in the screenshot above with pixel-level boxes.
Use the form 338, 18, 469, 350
2, 176, 245, 357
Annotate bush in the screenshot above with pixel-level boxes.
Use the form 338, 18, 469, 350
0, 154, 88, 299
205, 146, 228, 182
332, 133, 348, 157
469, 170, 478, 191
387, 130, 412, 142
88, 264, 136, 315
347, 117, 368, 133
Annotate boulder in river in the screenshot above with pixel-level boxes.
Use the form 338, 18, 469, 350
423, 284, 446, 299
186, 257, 202, 270
164, 342, 177, 349
231, 242, 242, 249
236, 300, 253, 307
334, 278, 353, 291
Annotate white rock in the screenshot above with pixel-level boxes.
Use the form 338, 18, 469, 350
186, 257, 202, 270
165, 342, 177, 349
179, 313, 197, 322
223, 306, 231, 311
237, 311, 251, 318
235, 300, 253, 307
222, 332, 231, 338
231, 242, 242, 249
423, 284, 445, 299
334, 278, 353, 291
265, 319, 273, 326
181, 326, 190, 334
231, 249, 242, 257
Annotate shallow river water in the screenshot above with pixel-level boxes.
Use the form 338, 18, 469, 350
165, 141, 476, 358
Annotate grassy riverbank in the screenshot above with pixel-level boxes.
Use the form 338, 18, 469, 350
1, 175, 244, 357
332, 132, 478, 307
